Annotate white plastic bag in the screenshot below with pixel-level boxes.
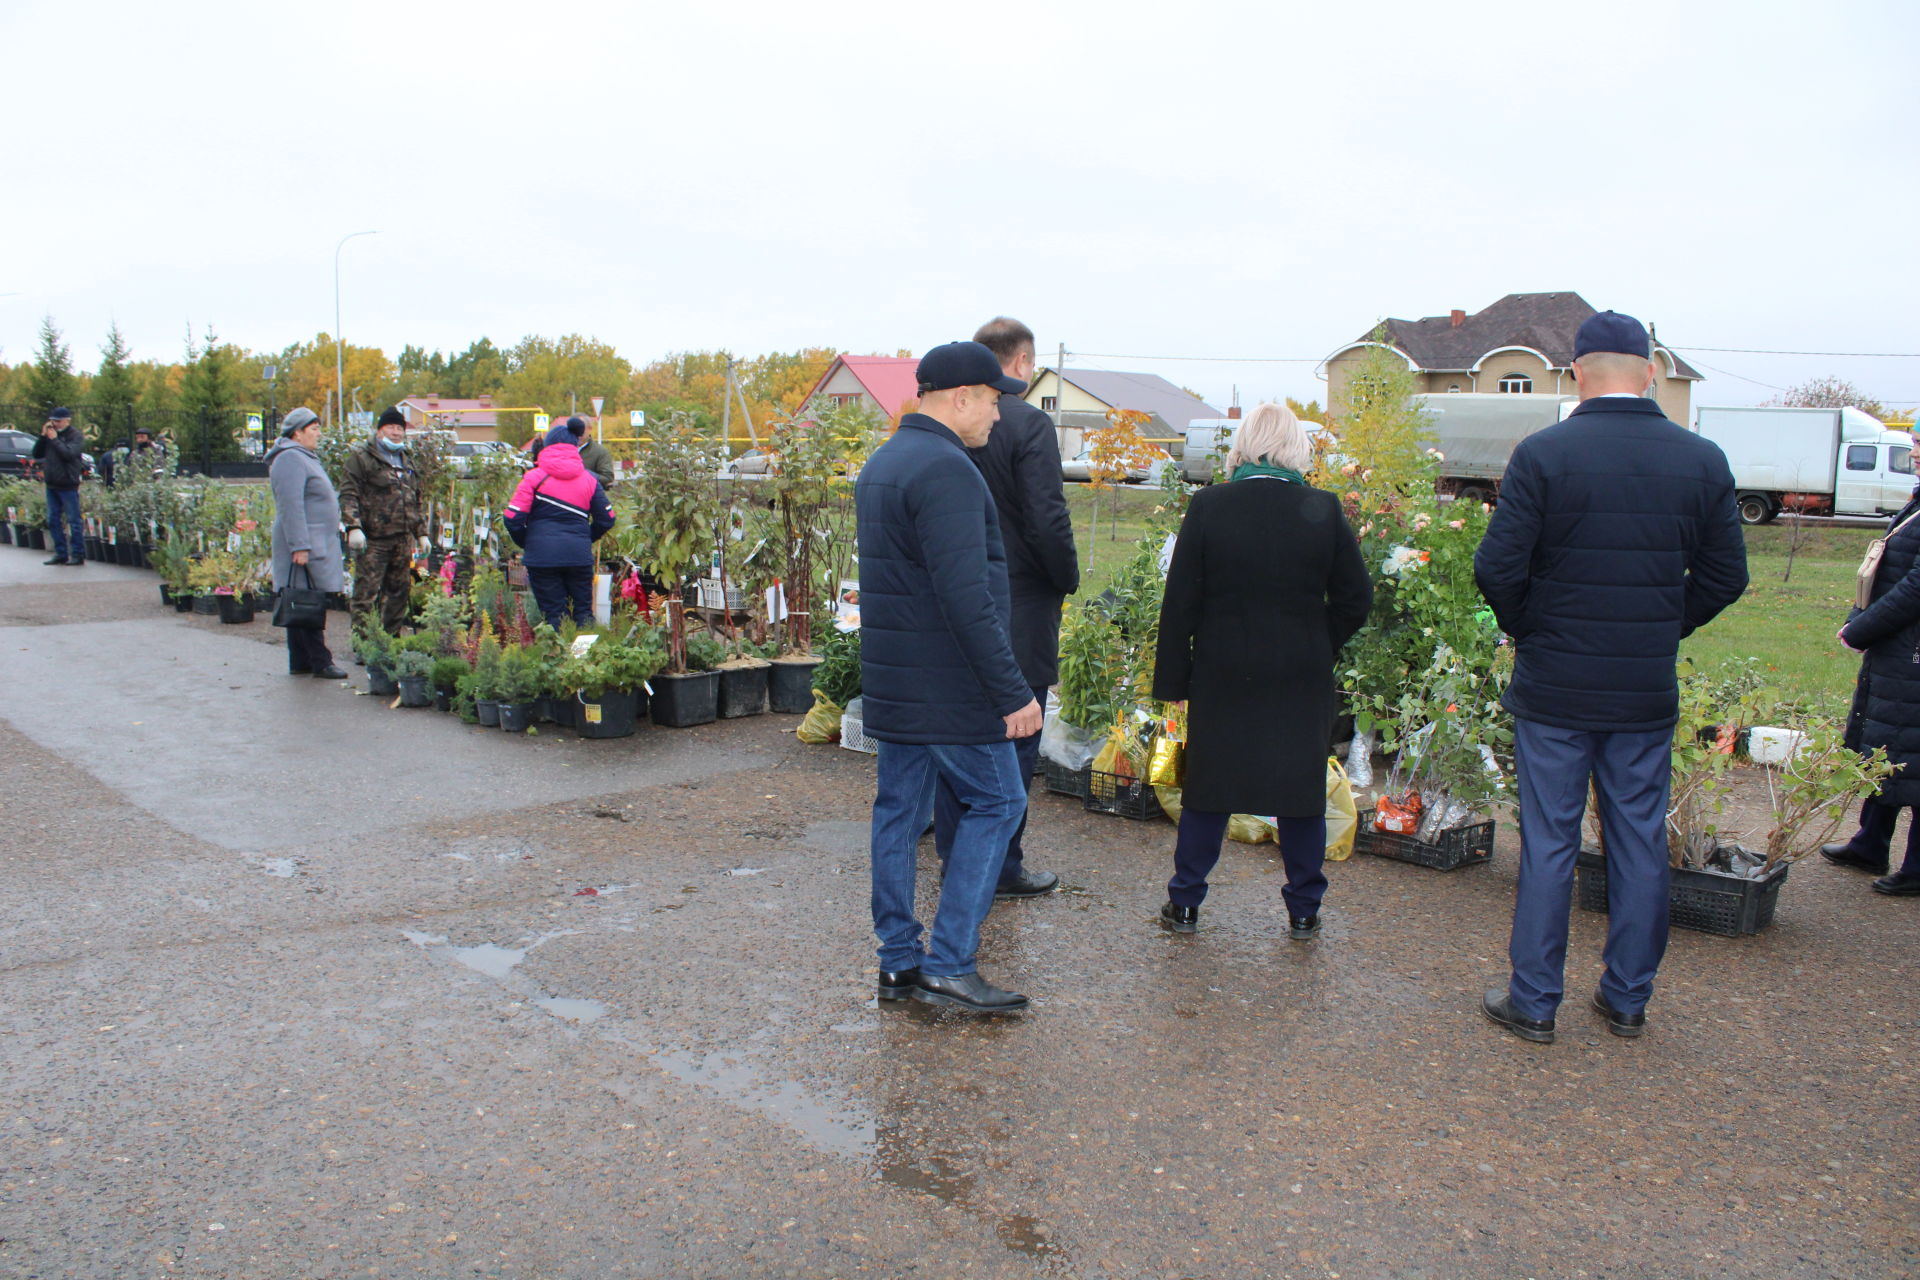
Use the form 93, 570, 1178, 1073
1039, 713, 1102, 770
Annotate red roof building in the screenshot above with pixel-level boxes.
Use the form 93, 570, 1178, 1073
803, 355, 919, 424
396, 394, 501, 442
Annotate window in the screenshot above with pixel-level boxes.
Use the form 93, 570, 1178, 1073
829, 393, 861, 408
1846, 444, 1877, 472
1497, 373, 1533, 393
1892, 446, 1913, 475
1041, 396, 1058, 412
1447, 383, 1462, 393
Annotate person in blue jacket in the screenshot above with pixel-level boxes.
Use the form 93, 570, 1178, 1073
855, 341, 1041, 1015
1474, 310, 1748, 1045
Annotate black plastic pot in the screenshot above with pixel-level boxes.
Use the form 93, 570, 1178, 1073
115, 542, 135, 565
575, 688, 638, 739
768, 656, 822, 713
85, 536, 102, 561
216, 593, 254, 624
550, 696, 578, 729
718, 662, 770, 718
173, 593, 195, 613
432, 688, 454, 713
650, 670, 719, 727
498, 701, 536, 732
159, 584, 173, 607
396, 675, 432, 707
366, 665, 399, 697
191, 594, 218, 616
475, 698, 501, 727
0, 523, 10, 545
28, 529, 46, 550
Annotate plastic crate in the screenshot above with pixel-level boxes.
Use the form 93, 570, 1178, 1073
1041, 758, 1091, 798
1084, 769, 1164, 820
839, 711, 878, 755
1355, 819, 1495, 870
1575, 850, 1788, 937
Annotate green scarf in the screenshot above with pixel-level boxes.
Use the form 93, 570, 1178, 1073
1229, 460, 1306, 485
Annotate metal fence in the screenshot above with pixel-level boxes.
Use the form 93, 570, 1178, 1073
0, 403, 276, 478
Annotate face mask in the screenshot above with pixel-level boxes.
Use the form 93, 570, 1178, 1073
380, 436, 409, 451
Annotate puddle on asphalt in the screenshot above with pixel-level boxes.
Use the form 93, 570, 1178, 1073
534, 995, 607, 1023
241, 854, 301, 878
447, 942, 529, 981
649, 1048, 875, 1159
874, 1126, 1069, 1264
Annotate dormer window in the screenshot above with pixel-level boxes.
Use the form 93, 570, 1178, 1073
1497, 373, 1533, 394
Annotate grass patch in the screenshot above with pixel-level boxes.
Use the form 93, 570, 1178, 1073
1066, 485, 1164, 593
1680, 523, 1872, 715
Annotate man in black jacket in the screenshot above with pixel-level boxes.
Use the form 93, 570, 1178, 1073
856, 341, 1041, 1015
31, 408, 87, 566
1474, 311, 1748, 1045
925, 317, 1079, 899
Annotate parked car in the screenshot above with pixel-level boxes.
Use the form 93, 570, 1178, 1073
1061, 444, 1173, 484
0, 429, 95, 479
718, 449, 773, 479
446, 439, 526, 477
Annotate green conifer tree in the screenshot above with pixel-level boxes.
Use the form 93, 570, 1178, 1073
22, 316, 77, 420
90, 323, 138, 451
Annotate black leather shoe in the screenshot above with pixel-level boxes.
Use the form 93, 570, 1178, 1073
312, 666, 349, 680
1590, 990, 1647, 1038
995, 868, 1059, 899
288, 667, 313, 676
1289, 914, 1321, 940
1821, 843, 1890, 874
42, 555, 69, 565
878, 968, 921, 1001
1482, 989, 1555, 1044
1871, 871, 1920, 896
911, 971, 1029, 1014
1160, 901, 1198, 933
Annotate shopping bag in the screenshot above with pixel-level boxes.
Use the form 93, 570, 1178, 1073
1324, 755, 1358, 861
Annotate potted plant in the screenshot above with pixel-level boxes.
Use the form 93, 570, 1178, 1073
352, 619, 399, 696
1577, 672, 1894, 935
470, 636, 504, 726
495, 644, 543, 732
149, 537, 193, 608
563, 629, 668, 739
429, 656, 468, 713
717, 636, 775, 719
619, 412, 727, 715
652, 626, 723, 728
389, 637, 436, 707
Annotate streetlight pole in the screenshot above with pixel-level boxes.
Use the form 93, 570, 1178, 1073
333, 230, 378, 429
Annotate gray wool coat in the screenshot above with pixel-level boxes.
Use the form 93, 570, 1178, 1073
267, 439, 345, 592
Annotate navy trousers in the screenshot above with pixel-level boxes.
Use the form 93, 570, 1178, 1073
1509, 717, 1671, 1021
1840, 796, 1920, 874
528, 564, 594, 628
1169, 807, 1327, 919
932, 684, 1046, 888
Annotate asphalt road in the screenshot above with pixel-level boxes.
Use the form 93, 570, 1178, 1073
1, 545, 1915, 1279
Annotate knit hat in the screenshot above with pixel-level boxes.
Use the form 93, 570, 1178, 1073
564, 415, 587, 438
376, 407, 406, 429
280, 407, 319, 436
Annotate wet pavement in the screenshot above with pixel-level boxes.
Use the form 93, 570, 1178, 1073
1, 545, 1916, 1279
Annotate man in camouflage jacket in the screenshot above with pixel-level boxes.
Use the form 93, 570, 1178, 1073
340, 408, 429, 634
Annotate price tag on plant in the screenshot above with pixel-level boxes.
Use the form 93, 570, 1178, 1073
6, 508, 15, 521
569, 634, 600, 658
583, 703, 602, 725
108, 526, 118, 546
227, 532, 242, 552
441, 532, 455, 550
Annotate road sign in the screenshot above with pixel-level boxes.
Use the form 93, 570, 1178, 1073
629, 410, 647, 429
591, 397, 605, 417
245, 413, 263, 436
534, 414, 551, 433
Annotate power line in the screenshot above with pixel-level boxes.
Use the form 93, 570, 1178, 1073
1068, 351, 1321, 363
1669, 345, 1920, 358
1068, 345, 1920, 364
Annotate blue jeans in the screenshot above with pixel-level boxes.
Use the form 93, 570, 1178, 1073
870, 739, 1026, 977
45, 487, 82, 561
932, 684, 1046, 886
1509, 717, 1672, 1020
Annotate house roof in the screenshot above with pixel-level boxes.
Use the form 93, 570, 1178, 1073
397, 394, 499, 423
806, 355, 921, 421
1040, 368, 1223, 428
1342, 292, 1701, 380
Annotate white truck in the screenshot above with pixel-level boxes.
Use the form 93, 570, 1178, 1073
1181, 417, 1327, 482
1692, 406, 1912, 524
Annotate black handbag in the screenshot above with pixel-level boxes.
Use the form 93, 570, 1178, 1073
272, 562, 328, 630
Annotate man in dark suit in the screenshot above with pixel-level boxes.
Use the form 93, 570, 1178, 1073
1473, 311, 1748, 1045
927, 317, 1080, 900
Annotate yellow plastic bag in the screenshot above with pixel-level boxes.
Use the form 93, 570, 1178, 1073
1227, 813, 1275, 844
1147, 734, 1184, 788
796, 690, 844, 745
1324, 755, 1358, 861
1155, 784, 1182, 823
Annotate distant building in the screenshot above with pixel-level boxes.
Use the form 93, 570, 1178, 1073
803, 356, 920, 425
1322, 291, 1703, 426
395, 394, 502, 442
1021, 367, 1223, 442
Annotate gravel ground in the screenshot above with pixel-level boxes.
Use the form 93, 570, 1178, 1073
1, 545, 1915, 1279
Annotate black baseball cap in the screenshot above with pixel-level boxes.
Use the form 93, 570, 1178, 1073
1573, 310, 1651, 360
916, 341, 1027, 394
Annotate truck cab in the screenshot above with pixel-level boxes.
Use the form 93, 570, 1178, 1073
1834, 413, 1913, 520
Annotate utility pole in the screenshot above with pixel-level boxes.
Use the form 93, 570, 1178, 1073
720, 356, 734, 448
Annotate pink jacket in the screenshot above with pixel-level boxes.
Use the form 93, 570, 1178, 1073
503, 442, 615, 567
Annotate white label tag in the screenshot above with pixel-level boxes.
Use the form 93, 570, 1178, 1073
108, 526, 118, 546
227, 532, 242, 552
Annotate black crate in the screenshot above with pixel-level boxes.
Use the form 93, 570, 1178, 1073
1575, 850, 1788, 937
1355, 819, 1495, 870
1041, 758, 1091, 798
1084, 769, 1164, 820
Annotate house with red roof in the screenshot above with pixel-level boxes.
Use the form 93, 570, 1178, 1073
395, 394, 502, 442
802, 355, 919, 425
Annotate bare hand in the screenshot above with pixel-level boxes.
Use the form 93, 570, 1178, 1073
42, 423, 57, 438
1838, 626, 1863, 653
292, 550, 310, 566
1004, 698, 1043, 739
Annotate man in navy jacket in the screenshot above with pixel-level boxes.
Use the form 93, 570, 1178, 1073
856, 341, 1041, 1014
926, 317, 1079, 900
1474, 310, 1748, 1044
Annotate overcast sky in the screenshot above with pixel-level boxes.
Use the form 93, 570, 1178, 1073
3, 0, 1915, 413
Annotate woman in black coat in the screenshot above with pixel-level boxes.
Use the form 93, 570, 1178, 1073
1152, 403, 1372, 937
1830, 485, 1920, 896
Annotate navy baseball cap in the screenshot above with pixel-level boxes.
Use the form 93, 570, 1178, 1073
1573, 310, 1651, 360
916, 341, 1027, 394
49, 407, 72, 420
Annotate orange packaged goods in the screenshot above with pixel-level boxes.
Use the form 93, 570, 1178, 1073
1373, 791, 1424, 834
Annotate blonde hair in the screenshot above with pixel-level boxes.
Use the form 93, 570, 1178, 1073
1225, 402, 1310, 472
